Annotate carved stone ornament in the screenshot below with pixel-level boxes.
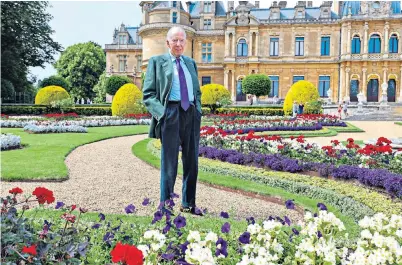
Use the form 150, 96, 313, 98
235, 6, 250, 25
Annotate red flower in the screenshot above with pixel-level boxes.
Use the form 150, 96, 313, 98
9, 187, 23, 195
330, 140, 340, 146
61, 213, 76, 223
237, 129, 244, 134
278, 145, 284, 150
111, 242, 144, 265
71, 204, 77, 211
22, 244, 37, 256
32, 187, 55, 204
347, 138, 355, 143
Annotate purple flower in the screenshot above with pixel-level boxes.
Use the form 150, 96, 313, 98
170, 192, 179, 199
246, 216, 255, 225
284, 216, 291, 226
193, 207, 204, 215
99, 213, 105, 221
125, 204, 136, 214
163, 222, 171, 234
55, 201, 64, 209
221, 222, 231, 233
161, 253, 175, 261
103, 232, 114, 242
220, 211, 229, 219
317, 203, 327, 211
165, 199, 175, 208
173, 215, 186, 229
92, 223, 101, 229
216, 238, 229, 257
317, 231, 323, 238
179, 241, 189, 254
285, 199, 295, 209
152, 210, 163, 224
239, 232, 251, 244
142, 198, 150, 206
292, 228, 300, 235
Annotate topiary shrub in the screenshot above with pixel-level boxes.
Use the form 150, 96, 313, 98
1, 79, 15, 98
242, 74, 271, 97
304, 99, 323, 114
112, 83, 144, 116
106, 75, 133, 96
283, 80, 320, 115
201, 84, 231, 113
35, 86, 71, 105
38, 76, 70, 91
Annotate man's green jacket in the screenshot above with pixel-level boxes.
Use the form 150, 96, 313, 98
142, 53, 202, 139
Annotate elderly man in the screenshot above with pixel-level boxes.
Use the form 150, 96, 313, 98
142, 26, 202, 215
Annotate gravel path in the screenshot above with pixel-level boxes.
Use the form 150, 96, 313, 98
1, 134, 302, 221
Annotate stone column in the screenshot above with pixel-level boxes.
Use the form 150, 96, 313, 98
198, 41, 202, 62
224, 33, 229, 57
255, 32, 259, 57
383, 22, 389, 58
344, 67, 350, 102
248, 32, 253, 56
339, 65, 345, 103
231, 71, 236, 101
346, 23, 351, 54
398, 66, 402, 102
363, 22, 369, 58
231, 32, 236, 57
224, 70, 229, 89
362, 68, 367, 101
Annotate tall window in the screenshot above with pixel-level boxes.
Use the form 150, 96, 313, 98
369, 34, 381, 53
321, 37, 330, 56
295, 37, 304, 56
351, 35, 361, 54
318, 76, 330, 97
270, 38, 279, 56
202, 43, 212, 63
204, 1, 212, 12
202, 76, 211, 86
137, 55, 142, 71
119, 35, 127, 44
268, 76, 279, 97
237, 39, 248, 56
389, 34, 398, 53
293, 76, 304, 84
203, 19, 212, 30
172, 1, 177, 7
119, 55, 127, 72
172, 12, 177, 23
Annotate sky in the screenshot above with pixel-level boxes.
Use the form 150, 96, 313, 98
30, 0, 323, 82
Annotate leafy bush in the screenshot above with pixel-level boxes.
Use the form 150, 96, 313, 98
1, 105, 112, 116
304, 99, 323, 114
92, 71, 108, 103
112, 83, 144, 116
241, 74, 271, 97
201, 84, 231, 113
34, 86, 70, 105
38, 75, 70, 91
283, 81, 320, 115
105, 75, 132, 96
1, 79, 15, 98
216, 107, 284, 116
49, 98, 75, 113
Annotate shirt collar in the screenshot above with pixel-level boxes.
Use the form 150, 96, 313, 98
169, 51, 183, 62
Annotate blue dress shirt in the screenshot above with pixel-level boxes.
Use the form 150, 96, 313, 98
168, 52, 195, 102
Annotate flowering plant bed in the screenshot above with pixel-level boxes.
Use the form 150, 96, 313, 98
23, 123, 88, 134
2, 187, 401, 265
43, 112, 79, 120
1, 133, 21, 150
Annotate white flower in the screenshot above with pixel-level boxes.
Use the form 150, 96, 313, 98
187, 230, 201, 242
205, 232, 218, 243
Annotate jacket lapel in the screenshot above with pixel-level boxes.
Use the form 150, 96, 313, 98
183, 56, 200, 97
162, 54, 173, 83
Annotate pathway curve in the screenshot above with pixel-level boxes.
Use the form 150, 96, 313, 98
1, 135, 301, 221
311, 121, 402, 146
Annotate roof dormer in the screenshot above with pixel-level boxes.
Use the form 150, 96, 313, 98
320, 1, 332, 19
270, 1, 280, 20
294, 1, 306, 19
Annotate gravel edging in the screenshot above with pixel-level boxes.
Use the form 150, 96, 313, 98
0, 135, 302, 221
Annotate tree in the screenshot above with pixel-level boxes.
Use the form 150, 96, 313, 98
201, 84, 231, 113
1, 2, 62, 91
105, 75, 133, 96
283, 80, 320, 115
93, 71, 108, 103
54, 42, 106, 99
1, 79, 15, 99
242, 74, 271, 98
39, 76, 71, 90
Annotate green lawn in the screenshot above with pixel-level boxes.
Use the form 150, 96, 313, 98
132, 138, 360, 239
331, 122, 365, 133
395, 122, 402, 126
1, 126, 149, 181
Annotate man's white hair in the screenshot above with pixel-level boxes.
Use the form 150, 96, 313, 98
166, 26, 186, 41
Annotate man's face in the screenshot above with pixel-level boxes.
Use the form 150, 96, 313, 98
166, 31, 186, 58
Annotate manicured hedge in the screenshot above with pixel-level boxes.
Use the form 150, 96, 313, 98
215, 107, 284, 116
1, 105, 112, 116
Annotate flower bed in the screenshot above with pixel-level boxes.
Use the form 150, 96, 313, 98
1, 133, 21, 150
24, 123, 88, 134
2, 187, 401, 265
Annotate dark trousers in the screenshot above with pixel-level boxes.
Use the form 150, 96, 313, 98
160, 102, 201, 208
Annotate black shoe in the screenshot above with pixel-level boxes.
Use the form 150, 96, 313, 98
180, 206, 204, 216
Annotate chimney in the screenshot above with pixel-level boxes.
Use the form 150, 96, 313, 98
227, 1, 234, 11
255, 1, 260, 8
307, 1, 313, 7
278, 1, 287, 8
297, 1, 306, 7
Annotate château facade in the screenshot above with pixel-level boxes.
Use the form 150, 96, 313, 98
104, 1, 402, 103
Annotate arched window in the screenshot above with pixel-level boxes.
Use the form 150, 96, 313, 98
369, 34, 381, 53
351, 35, 361, 54
373, 1, 380, 9
237, 39, 248, 57
389, 34, 398, 53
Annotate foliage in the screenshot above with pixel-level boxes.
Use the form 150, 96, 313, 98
201, 84, 231, 113
34, 86, 71, 105
105, 75, 133, 96
1, 79, 15, 98
54, 42, 105, 100
241, 74, 271, 97
283, 81, 320, 115
1, 105, 112, 116
38, 75, 71, 91
92, 71, 108, 103
304, 99, 323, 114
49, 98, 76, 113
111, 83, 145, 116
1, 2, 62, 92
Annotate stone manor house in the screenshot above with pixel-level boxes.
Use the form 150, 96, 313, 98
104, 1, 402, 103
